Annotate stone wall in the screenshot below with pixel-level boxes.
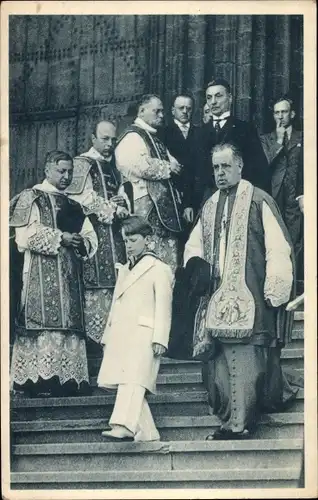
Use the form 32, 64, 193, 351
9, 15, 303, 195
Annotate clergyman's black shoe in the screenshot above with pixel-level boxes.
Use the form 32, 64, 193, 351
206, 428, 251, 440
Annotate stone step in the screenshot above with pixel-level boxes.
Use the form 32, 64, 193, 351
10, 387, 304, 422
285, 338, 304, 349
90, 366, 304, 394
87, 356, 201, 376
11, 388, 304, 422
294, 311, 304, 319
10, 391, 210, 420
291, 311, 304, 340
92, 372, 203, 389
11, 466, 301, 489
88, 346, 304, 378
12, 412, 304, 444
12, 438, 303, 474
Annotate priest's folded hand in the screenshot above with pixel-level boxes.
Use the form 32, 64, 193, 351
170, 160, 182, 175
152, 343, 166, 357
110, 195, 127, 208
116, 206, 129, 220
61, 232, 74, 247
61, 232, 86, 256
71, 233, 86, 255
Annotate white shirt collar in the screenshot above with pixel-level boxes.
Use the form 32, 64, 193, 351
33, 179, 67, 194
212, 111, 231, 122
134, 117, 157, 134
174, 119, 190, 130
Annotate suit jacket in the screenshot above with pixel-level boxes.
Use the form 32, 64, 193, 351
97, 255, 174, 393
198, 116, 271, 196
159, 122, 202, 210
260, 128, 303, 249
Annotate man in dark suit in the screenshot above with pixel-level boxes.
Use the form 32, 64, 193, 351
260, 96, 303, 292
198, 78, 270, 200
159, 93, 202, 224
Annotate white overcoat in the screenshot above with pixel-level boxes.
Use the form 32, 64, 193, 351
97, 255, 174, 393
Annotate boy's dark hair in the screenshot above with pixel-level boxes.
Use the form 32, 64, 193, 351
121, 215, 153, 237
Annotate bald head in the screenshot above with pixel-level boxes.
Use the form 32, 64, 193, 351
92, 121, 117, 159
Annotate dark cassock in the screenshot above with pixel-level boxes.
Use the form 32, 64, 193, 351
10, 180, 98, 396
198, 115, 271, 199
115, 117, 184, 271
67, 147, 133, 344
169, 179, 298, 438
158, 120, 203, 214
260, 128, 303, 292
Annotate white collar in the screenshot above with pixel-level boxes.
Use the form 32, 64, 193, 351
212, 111, 231, 122
174, 119, 190, 130
84, 147, 112, 162
134, 117, 157, 134
33, 179, 67, 194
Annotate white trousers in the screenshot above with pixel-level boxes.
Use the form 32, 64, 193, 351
109, 384, 160, 441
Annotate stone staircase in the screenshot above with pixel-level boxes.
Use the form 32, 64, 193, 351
10, 311, 304, 490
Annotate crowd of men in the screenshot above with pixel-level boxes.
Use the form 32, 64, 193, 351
9, 77, 304, 441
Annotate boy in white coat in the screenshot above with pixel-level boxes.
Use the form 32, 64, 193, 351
97, 216, 174, 441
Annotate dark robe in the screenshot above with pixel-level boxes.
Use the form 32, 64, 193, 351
167, 257, 214, 361
169, 182, 300, 433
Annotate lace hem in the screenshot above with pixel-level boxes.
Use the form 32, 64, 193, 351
28, 226, 62, 255
10, 331, 89, 387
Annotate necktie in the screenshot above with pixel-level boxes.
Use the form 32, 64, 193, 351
180, 126, 189, 139
283, 130, 289, 148
214, 119, 221, 134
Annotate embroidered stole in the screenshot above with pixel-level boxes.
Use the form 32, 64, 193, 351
68, 156, 127, 289
202, 180, 255, 338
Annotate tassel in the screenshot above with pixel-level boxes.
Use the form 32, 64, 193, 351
209, 328, 253, 339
